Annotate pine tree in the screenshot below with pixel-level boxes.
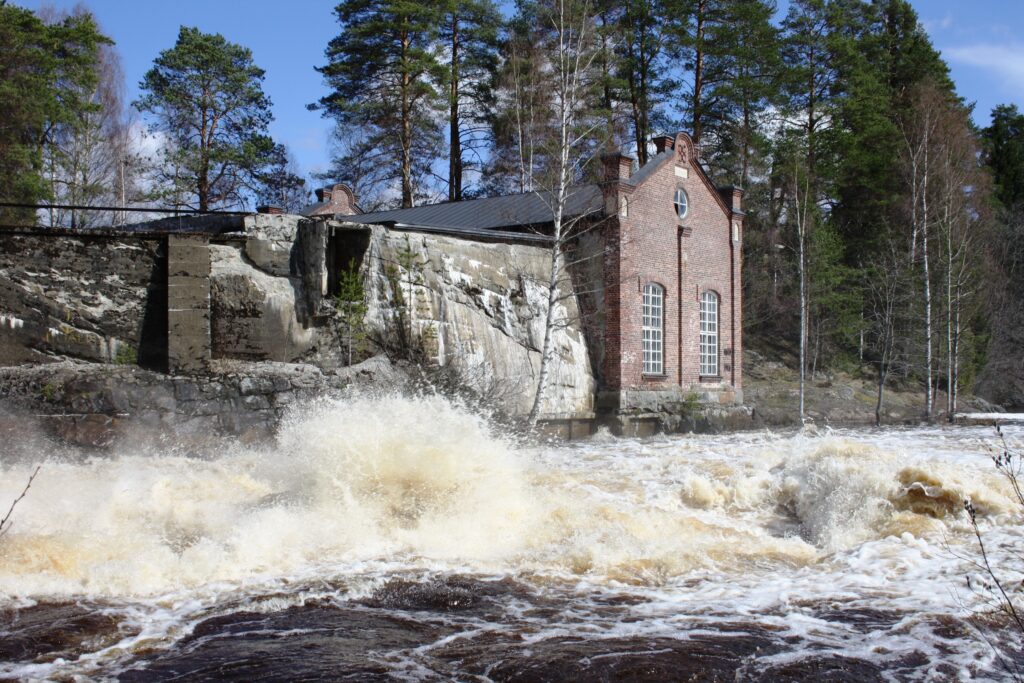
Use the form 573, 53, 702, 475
314, 0, 447, 209
335, 259, 368, 366
829, 0, 952, 257
255, 145, 309, 213
440, 0, 501, 200
697, 0, 779, 185
985, 105, 1024, 209
0, 4, 108, 222
616, 0, 674, 165
666, 0, 730, 150
136, 27, 278, 212
485, 0, 556, 194
779, 0, 841, 190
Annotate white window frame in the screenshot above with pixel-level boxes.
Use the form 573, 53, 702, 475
674, 188, 689, 219
642, 283, 664, 376
700, 291, 719, 377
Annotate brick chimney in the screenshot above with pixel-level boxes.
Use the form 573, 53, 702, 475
718, 185, 744, 214
307, 183, 359, 217
653, 135, 675, 154
601, 152, 633, 183
256, 205, 284, 215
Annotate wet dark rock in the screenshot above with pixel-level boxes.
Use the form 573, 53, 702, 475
0, 356, 414, 447
118, 605, 451, 683
458, 634, 779, 682
365, 578, 479, 612
749, 655, 887, 682
0, 602, 133, 665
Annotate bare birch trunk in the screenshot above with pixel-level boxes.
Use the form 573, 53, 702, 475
922, 139, 934, 420
794, 164, 808, 423
876, 364, 886, 426
526, 0, 596, 426
952, 280, 962, 415
945, 203, 953, 419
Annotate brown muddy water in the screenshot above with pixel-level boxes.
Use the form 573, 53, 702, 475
0, 395, 1022, 681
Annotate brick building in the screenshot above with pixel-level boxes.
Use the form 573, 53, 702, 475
596, 131, 743, 413
330, 131, 743, 417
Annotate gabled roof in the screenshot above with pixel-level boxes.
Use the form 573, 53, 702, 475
622, 149, 674, 188
616, 146, 738, 219
302, 200, 331, 215
347, 184, 604, 232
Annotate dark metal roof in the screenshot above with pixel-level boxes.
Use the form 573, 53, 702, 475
302, 200, 330, 215
347, 184, 604, 231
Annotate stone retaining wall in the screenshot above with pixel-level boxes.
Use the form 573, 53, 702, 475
0, 357, 409, 449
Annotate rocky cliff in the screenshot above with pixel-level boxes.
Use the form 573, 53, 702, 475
0, 216, 598, 422
355, 224, 596, 418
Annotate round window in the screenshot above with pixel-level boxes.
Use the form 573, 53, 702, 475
674, 188, 689, 219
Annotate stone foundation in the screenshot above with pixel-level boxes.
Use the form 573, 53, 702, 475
0, 357, 411, 449
596, 386, 750, 435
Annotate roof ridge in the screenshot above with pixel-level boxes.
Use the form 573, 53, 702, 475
356, 183, 600, 219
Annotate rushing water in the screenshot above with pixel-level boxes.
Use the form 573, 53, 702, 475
0, 395, 1022, 681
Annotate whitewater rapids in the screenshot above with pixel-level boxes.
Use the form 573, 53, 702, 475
0, 394, 1021, 680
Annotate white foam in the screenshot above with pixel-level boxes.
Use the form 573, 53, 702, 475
0, 403, 1020, 679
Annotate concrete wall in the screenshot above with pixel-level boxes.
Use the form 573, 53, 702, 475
0, 217, 355, 374
167, 234, 211, 373
208, 215, 330, 363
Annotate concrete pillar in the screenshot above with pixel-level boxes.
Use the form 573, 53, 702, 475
167, 234, 211, 373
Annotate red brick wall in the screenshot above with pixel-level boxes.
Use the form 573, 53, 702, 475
601, 133, 742, 396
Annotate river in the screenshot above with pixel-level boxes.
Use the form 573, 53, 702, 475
0, 395, 1021, 681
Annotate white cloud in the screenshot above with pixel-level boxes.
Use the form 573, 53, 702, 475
943, 43, 1024, 93
923, 13, 954, 32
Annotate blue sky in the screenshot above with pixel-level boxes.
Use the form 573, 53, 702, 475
16, 0, 1024, 181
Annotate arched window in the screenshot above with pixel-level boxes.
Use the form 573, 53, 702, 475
700, 291, 719, 377
642, 283, 664, 375
673, 188, 689, 219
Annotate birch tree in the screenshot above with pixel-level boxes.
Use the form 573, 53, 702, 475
525, 0, 605, 426
864, 243, 909, 425
899, 83, 943, 420
791, 155, 811, 422
931, 100, 988, 418
40, 30, 139, 228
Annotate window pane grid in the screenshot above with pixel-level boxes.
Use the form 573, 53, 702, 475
642, 284, 663, 375
674, 188, 688, 219
700, 291, 718, 376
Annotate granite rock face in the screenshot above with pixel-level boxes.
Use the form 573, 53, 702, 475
356, 225, 597, 418
0, 233, 166, 367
